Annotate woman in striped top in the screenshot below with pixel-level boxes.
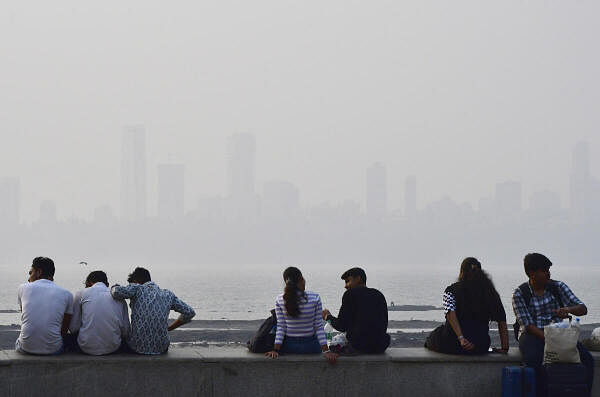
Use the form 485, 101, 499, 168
265, 267, 337, 363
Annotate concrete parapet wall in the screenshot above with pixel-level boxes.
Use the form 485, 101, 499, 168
1, 347, 598, 397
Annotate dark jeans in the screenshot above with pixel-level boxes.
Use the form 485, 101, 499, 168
519, 332, 594, 397
280, 335, 322, 354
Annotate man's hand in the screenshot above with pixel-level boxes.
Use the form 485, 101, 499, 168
324, 351, 338, 364
322, 309, 331, 320
265, 350, 279, 359
459, 337, 475, 351
553, 307, 571, 319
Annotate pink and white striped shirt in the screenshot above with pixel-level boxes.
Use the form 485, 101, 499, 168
274, 290, 327, 346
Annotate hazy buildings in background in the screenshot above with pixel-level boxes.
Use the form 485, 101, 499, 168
157, 163, 185, 221
3, 133, 600, 265
366, 162, 387, 222
495, 181, 522, 223
404, 176, 417, 219
120, 126, 147, 222
262, 180, 299, 220
38, 200, 57, 224
0, 177, 19, 225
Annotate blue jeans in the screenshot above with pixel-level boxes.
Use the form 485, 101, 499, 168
280, 335, 322, 354
519, 332, 594, 397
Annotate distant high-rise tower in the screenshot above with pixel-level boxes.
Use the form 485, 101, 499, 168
404, 176, 417, 217
570, 141, 591, 221
39, 200, 57, 223
0, 177, 19, 225
157, 163, 185, 220
120, 125, 147, 221
495, 181, 522, 219
366, 163, 387, 220
227, 134, 256, 198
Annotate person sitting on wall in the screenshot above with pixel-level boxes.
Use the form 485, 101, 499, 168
265, 266, 338, 363
513, 253, 594, 397
425, 257, 509, 355
111, 267, 195, 355
322, 267, 390, 354
15, 257, 73, 355
68, 270, 130, 355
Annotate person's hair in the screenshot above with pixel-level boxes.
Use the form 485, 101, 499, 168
32, 257, 55, 278
127, 267, 151, 284
524, 253, 552, 277
340, 267, 367, 284
86, 271, 109, 287
282, 267, 305, 318
456, 257, 501, 317
458, 257, 482, 281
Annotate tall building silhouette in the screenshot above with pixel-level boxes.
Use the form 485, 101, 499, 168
495, 181, 522, 220
39, 200, 57, 223
157, 163, 185, 220
120, 125, 147, 221
570, 141, 591, 222
226, 133, 258, 220
404, 176, 417, 217
0, 177, 19, 225
227, 133, 255, 198
366, 163, 387, 220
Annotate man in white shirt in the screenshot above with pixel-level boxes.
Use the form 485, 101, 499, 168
69, 271, 130, 355
16, 257, 73, 355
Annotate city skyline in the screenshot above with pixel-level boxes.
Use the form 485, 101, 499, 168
1, 132, 598, 224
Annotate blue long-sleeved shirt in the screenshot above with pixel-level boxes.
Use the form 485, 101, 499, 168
111, 281, 195, 354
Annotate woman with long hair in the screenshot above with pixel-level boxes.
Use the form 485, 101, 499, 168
265, 267, 337, 363
425, 257, 509, 354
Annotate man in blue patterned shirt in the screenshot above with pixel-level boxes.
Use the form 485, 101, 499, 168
512, 253, 594, 397
111, 267, 195, 355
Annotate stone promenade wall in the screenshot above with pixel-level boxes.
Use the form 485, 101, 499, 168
1, 347, 598, 396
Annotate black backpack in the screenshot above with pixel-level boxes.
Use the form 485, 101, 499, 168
247, 309, 277, 353
513, 280, 564, 341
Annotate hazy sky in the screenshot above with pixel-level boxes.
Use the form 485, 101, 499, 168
1, 1, 599, 222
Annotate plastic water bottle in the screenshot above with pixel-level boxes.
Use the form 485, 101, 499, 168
324, 320, 334, 343
551, 320, 569, 328
573, 317, 581, 329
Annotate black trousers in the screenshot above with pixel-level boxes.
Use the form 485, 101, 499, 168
519, 332, 594, 397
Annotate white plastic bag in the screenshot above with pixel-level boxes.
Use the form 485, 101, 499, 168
330, 333, 348, 349
543, 323, 580, 364
592, 327, 600, 342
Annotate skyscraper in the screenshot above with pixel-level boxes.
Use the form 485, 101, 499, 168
495, 181, 522, 220
39, 200, 57, 223
366, 163, 387, 221
570, 141, 591, 221
227, 133, 256, 198
120, 125, 147, 221
0, 177, 19, 225
157, 163, 185, 221
404, 176, 417, 218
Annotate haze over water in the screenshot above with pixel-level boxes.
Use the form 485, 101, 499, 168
2, 263, 599, 326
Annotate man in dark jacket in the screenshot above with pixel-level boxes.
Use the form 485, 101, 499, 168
322, 267, 390, 354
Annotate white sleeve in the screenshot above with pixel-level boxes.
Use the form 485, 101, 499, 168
69, 290, 83, 333
17, 284, 24, 311
64, 291, 74, 315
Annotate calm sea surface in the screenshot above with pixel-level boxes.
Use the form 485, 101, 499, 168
1, 263, 598, 325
